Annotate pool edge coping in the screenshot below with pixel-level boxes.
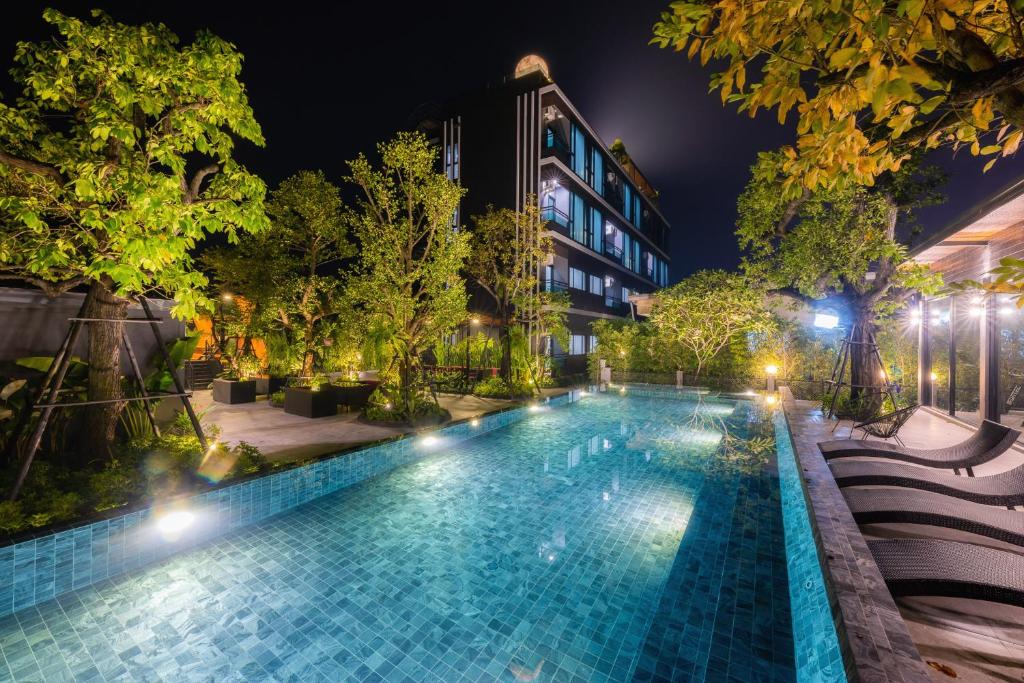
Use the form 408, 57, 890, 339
778, 387, 933, 683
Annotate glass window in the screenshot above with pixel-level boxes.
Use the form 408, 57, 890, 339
570, 193, 586, 243
928, 298, 951, 412
955, 296, 982, 425
570, 334, 586, 355
590, 207, 602, 254
569, 267, 585, 290
591, 150, 603, 195
623, 184, 633, 223
589, 335, 598, 352
571, 124, 586, 178
622, 233, 632, 269
604, 221, 623, 260
998, 295, 1024, 425
589, 274, 603, 295
633, 194, 642, 228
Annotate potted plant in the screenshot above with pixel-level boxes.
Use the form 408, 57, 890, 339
212, 354, 258, 404
283, 378, 338, 418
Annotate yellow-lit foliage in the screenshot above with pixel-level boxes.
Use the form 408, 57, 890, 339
654, 0, 1024, 196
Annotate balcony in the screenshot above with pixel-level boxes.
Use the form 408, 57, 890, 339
604, 243, 623, 261
542, 127, 571, 166
542, 278, 568, 293
540, 205, 569, 227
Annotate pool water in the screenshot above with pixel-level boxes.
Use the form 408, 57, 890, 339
1, 391, 825, 681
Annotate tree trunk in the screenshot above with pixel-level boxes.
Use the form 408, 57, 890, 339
80, 278, 128, 463
848, 304, 883, 413
498, 312, 512, 384
301, 320, 316, 377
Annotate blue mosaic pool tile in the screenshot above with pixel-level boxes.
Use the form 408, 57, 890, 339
774, 410, 846, 682
0, 388, 843, 682
0, 391, 586, 622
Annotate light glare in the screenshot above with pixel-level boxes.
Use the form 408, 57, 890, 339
813, 313, 839, 329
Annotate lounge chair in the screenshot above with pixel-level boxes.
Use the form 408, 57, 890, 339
844, 488, 1024, 547
829, 458, 1024, 508
868, 539, 1024, 608
819, 419, 1019, 476
850, 404, 919, 445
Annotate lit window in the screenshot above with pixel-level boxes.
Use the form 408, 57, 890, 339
570, 334, 586, 355
589, 274, 603, 295
569, 267, 586, 290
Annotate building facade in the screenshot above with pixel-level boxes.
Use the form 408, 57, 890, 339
419, 56, 671, 372
910, 177, 1024, 429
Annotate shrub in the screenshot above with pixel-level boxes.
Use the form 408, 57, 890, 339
472, 377, 534, 399
269, 390, 285, 407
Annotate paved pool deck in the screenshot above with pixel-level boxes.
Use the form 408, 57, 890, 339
188, 389, 565, 462
783, 389, 1024, 683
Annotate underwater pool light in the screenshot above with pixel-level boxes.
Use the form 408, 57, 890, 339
470, 418, 480, 427
419, 435, 440, 448
156, 510, 195, 541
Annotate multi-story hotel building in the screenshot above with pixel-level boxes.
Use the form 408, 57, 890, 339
418, 56, 671, 372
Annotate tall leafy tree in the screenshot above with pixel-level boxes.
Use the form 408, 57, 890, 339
736, 152, 943, 399
649, 270, 774, 378
207, 171, 353, 377
0, 10, 266, 457
346, 132, 470, 418
654, 1, 1024, 196
467, 199, 552, 382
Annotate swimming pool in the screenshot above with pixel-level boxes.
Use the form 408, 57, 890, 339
0, 389, 842, 681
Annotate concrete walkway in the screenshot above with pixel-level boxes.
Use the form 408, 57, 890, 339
189, 389, 559, 462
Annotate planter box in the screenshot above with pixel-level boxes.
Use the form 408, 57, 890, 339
284, 386, 338, 418
212, 378, 257, 404
334, 381, 378, 409
253, 375, 287, 395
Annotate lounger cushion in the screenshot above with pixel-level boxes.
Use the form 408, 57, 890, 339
845, 488, 1024, 547
868, 539, 1024, 607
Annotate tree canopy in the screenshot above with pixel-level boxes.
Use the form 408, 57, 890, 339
736, 151, 943, 318
467, 200, 552, 382
0, 9, 267, 316
649, 270, 774, 377
654, 0, 1024, 195
346, 131, 470, 418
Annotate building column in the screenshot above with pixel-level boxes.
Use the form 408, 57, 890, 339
948, 297, 957, 417
982, 293, 1000, 422
917, 298, 931, 407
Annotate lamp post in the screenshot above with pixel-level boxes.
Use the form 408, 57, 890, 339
466, 316, 480, 384
765, 363, 778, 393
217, 293, 232, 355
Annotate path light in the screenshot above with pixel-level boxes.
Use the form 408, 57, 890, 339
765, 395, 778, 406
930, 372, 938, 382
765, 364, 778, 392
221, 293, 233, 302
384, 402, 392, 410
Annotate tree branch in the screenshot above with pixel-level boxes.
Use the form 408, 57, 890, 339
186, 164, 219, 203
0, 150, 65, 185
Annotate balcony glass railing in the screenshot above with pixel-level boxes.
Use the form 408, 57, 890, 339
543, 278, 568, 293
540, 205, 570, 227
543, 128, 571, 165
604, 243, 623, 261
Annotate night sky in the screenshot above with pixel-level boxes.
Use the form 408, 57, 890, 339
4, 1, 1024, 281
